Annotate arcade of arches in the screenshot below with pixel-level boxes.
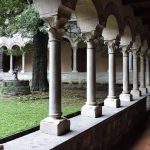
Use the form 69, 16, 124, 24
2, 0, 150, 150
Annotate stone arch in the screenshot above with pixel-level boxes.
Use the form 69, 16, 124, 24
102, 1, 124, 33
102, 15, 120, 40
75, 0, 100, 33
10, 43, 22, 49
123, 16, 135, 42
121, 25, 133, 45
0, 44, 10, 49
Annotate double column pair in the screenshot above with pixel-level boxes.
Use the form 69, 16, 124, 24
8, 53, 25, 73
104, 39, 132, 107
131, 48, 148, 97
40, 30, 103, 135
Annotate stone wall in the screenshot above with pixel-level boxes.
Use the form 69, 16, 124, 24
0, 80, 30, 96
51, 98, 146, 150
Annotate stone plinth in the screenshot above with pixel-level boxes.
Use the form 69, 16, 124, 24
0, 80, 30, 96
119, 93, 132, 102
81, 105, 102, 118
104, 97, 120, 108
40, 117, 70, 136
139, 87, 147, 95
130, 90, 141, 98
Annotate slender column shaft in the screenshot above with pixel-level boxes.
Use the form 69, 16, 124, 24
72, 47, 78, 72
21, 53, 25, 73
108, 52, 116, 98
49, 32, 62, 119
129, 52, 133, 72
140, 56, 145, 88
122, 52, 129, 93
146, 57, 150, 86
104, 40, 120, 107
86, 41, 96, 105
133, 53, 138, 90
9, 54, 13, 73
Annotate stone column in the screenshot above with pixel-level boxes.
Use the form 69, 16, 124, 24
119, 46, 132, 101
146, 57, 150, 92
130, 49, 141, 97
81, 40, 102, 118
9, 54, 13, 73
72, 46, 78, 72
40, 28, 70, 136
21, 52, 25, 73
129, 52, 133, 72
0, 51, 3, 72
139, 54, 147, 94
104, 40, 120, 108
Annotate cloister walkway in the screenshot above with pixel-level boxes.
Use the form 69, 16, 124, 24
129, 115, 150, 150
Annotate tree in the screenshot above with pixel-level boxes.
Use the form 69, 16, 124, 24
0, 1, 49, 91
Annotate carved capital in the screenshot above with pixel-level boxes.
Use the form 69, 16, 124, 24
82, 32, 94, 42
106, 40, 119, 54
121, 46, 129, 57
120, 41, 133, 57
48, 28, 65, 41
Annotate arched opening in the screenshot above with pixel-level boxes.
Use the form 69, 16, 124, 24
1, 46, 9, 72
23, 43, 33, 72
77, 41, 87, 72
121, 25, 133, 82
11, 45, 22, 71
102, 15, 121, 72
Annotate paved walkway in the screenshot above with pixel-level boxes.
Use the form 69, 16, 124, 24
129, 116, 150, 150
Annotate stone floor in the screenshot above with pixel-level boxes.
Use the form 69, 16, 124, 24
129, 115, 150, 150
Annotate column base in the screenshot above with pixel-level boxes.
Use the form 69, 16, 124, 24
104, 97, 120, 108
72, 70, 78, 73
119, 93, 132, 102
139, 87, 147, 95
40, 117, 70, 136
8, 70, 13, 74
130, 90, 141, 98
0, 145, 4, 150
21, 70, 25, 73
81, 104, 102, 118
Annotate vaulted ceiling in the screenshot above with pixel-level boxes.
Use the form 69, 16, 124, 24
122, 0, 150, 28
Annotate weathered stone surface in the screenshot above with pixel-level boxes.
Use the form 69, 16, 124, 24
104, 97, 120, 108
81, 105, 102, 118
40, 117, 70, 136
139, 87, 147, 95
3, 97, 146, 150
0, 80, 30, 96
130, 89, 141, 98
119, 93, 132, 101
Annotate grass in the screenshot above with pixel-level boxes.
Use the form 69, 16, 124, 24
0, 96, 83, 139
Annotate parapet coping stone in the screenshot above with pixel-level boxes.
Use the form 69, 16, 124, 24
3, 96, 146, 150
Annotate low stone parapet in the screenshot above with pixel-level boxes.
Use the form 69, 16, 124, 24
3, 97, 147, 150
0, 80, 30, 96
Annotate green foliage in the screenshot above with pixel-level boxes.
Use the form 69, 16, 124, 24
0, 0, 26, 36
0, 0, 46, 38
0, 98, 82, 138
